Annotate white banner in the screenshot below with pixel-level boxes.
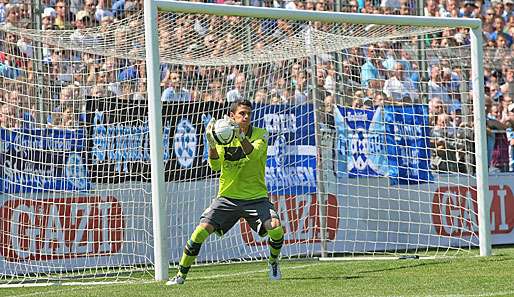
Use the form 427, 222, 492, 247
1, 174, 513, 274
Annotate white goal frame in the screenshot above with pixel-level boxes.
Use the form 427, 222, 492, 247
143, 0, 491, 282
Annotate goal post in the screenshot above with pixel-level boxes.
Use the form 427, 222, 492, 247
469, 27, 491, 257
146, 1, 491, 268
144, 0, 169, 281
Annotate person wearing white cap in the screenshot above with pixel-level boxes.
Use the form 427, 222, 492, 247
41, 7, 56, 30
503, 0, 513, 20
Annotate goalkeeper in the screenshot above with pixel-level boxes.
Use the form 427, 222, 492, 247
167, 99, 284, 286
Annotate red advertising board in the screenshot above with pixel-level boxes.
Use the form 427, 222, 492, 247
0, 196, 124, 262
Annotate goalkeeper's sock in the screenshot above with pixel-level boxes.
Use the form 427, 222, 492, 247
177, 226, 210, 278
267, 225, 284, 264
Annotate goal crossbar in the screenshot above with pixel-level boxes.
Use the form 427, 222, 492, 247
155, 0, 482, 29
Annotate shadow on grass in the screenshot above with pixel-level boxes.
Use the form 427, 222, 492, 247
356, 260, 447, 275
274, 261, 448, 282
282, 275, 362, 281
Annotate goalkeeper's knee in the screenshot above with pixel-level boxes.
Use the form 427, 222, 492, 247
267, 225, 284, 250
184, 226, 210, 256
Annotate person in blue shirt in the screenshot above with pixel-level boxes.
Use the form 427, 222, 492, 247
161, 71, 191, 102
360, 45, 381, 88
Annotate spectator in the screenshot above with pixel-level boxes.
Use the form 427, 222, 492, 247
269, 76, 289, 104
381, 48, 396, 71
486, 98, 509, 171
132, 78, 147, 101
428, 65, 452, 107
47, 85, 81, 128
430, 112, 458, 172
3, 4, 21, 28
41, 8, 56, 30
499, 94, 513, 121
324, 63, 337, 95
484, 7, 497, 24
461, 0, 479, 18
0, 33, 25, 79
95, 0, 113, 23
501, 68, 514, 97
99, 14, 114, 33
70, 11, 99, 46
253, 88, 268, 104
292, 71, 309, 104
226, 73, 246, 103
0, 0, 7, 24
491, 16, 513, 46
441, 0, 462, 17
124, 1, 140, 20
373, 92, 386, 107
360, 45, 382, 88
505, 103, 514, 170
204, 84, 224, 103
490, 83, 503, 102
54, 0, 73, 29
0, 103, 19, 129
118, 57, 144, 82
50, 49, 74, 84
118, 80, 136, 101
429, 97, 446, 115
382, 62, 418, 103
492, 0, 506, 20
504, 0, 514, 20
425, 0, 439, 16
285, 0, 299, 9
161, 71, 191, 102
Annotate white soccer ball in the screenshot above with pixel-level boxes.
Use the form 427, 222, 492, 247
212, 118, 235, 145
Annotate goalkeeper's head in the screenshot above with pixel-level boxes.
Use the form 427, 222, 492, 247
230, 99, 253, 132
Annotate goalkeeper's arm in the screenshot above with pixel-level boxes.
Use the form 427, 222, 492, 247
206, 118, 221, 171
239, 135, 254, 155
235, 126, 268, 158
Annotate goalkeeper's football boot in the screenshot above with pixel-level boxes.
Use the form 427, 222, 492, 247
166, 275, 185, 286
268, 261, 282, 280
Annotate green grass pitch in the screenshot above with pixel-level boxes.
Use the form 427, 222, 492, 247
3, 246, 514, 297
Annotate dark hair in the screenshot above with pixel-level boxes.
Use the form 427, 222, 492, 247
230, 99, 252, 113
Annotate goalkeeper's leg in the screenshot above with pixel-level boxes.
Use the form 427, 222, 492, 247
167, 223, 213, 285
265, 218, 284, 280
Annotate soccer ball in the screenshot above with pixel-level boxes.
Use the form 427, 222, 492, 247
212, 118, 236, 145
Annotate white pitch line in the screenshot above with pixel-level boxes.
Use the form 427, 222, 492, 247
3, 281, 153, 297
189, 262, 321, 280
387, 293, 514, 297
5, 287, 84, 297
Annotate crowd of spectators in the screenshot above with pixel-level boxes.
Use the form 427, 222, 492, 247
0, 0, 512, 173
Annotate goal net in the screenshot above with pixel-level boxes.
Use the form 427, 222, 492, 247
0, 4, 489, 284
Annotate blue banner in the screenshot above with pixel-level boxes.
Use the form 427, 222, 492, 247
384, 105, 433, 184
334, 106, 388, 178
0, 128, 90, 193
253, 104, 317, 195
86, 100, 229, 183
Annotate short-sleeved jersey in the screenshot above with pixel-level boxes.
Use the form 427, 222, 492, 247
208, 126, 268, 200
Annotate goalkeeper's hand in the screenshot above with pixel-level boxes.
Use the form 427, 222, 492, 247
223, 115, 246, 142
206, 118, 217, 148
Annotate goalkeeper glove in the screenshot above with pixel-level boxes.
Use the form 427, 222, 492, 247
223, 115, 246, 142
206, 118, 217, 148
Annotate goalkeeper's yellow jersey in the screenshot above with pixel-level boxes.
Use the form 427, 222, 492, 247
208, 126, 268, 200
